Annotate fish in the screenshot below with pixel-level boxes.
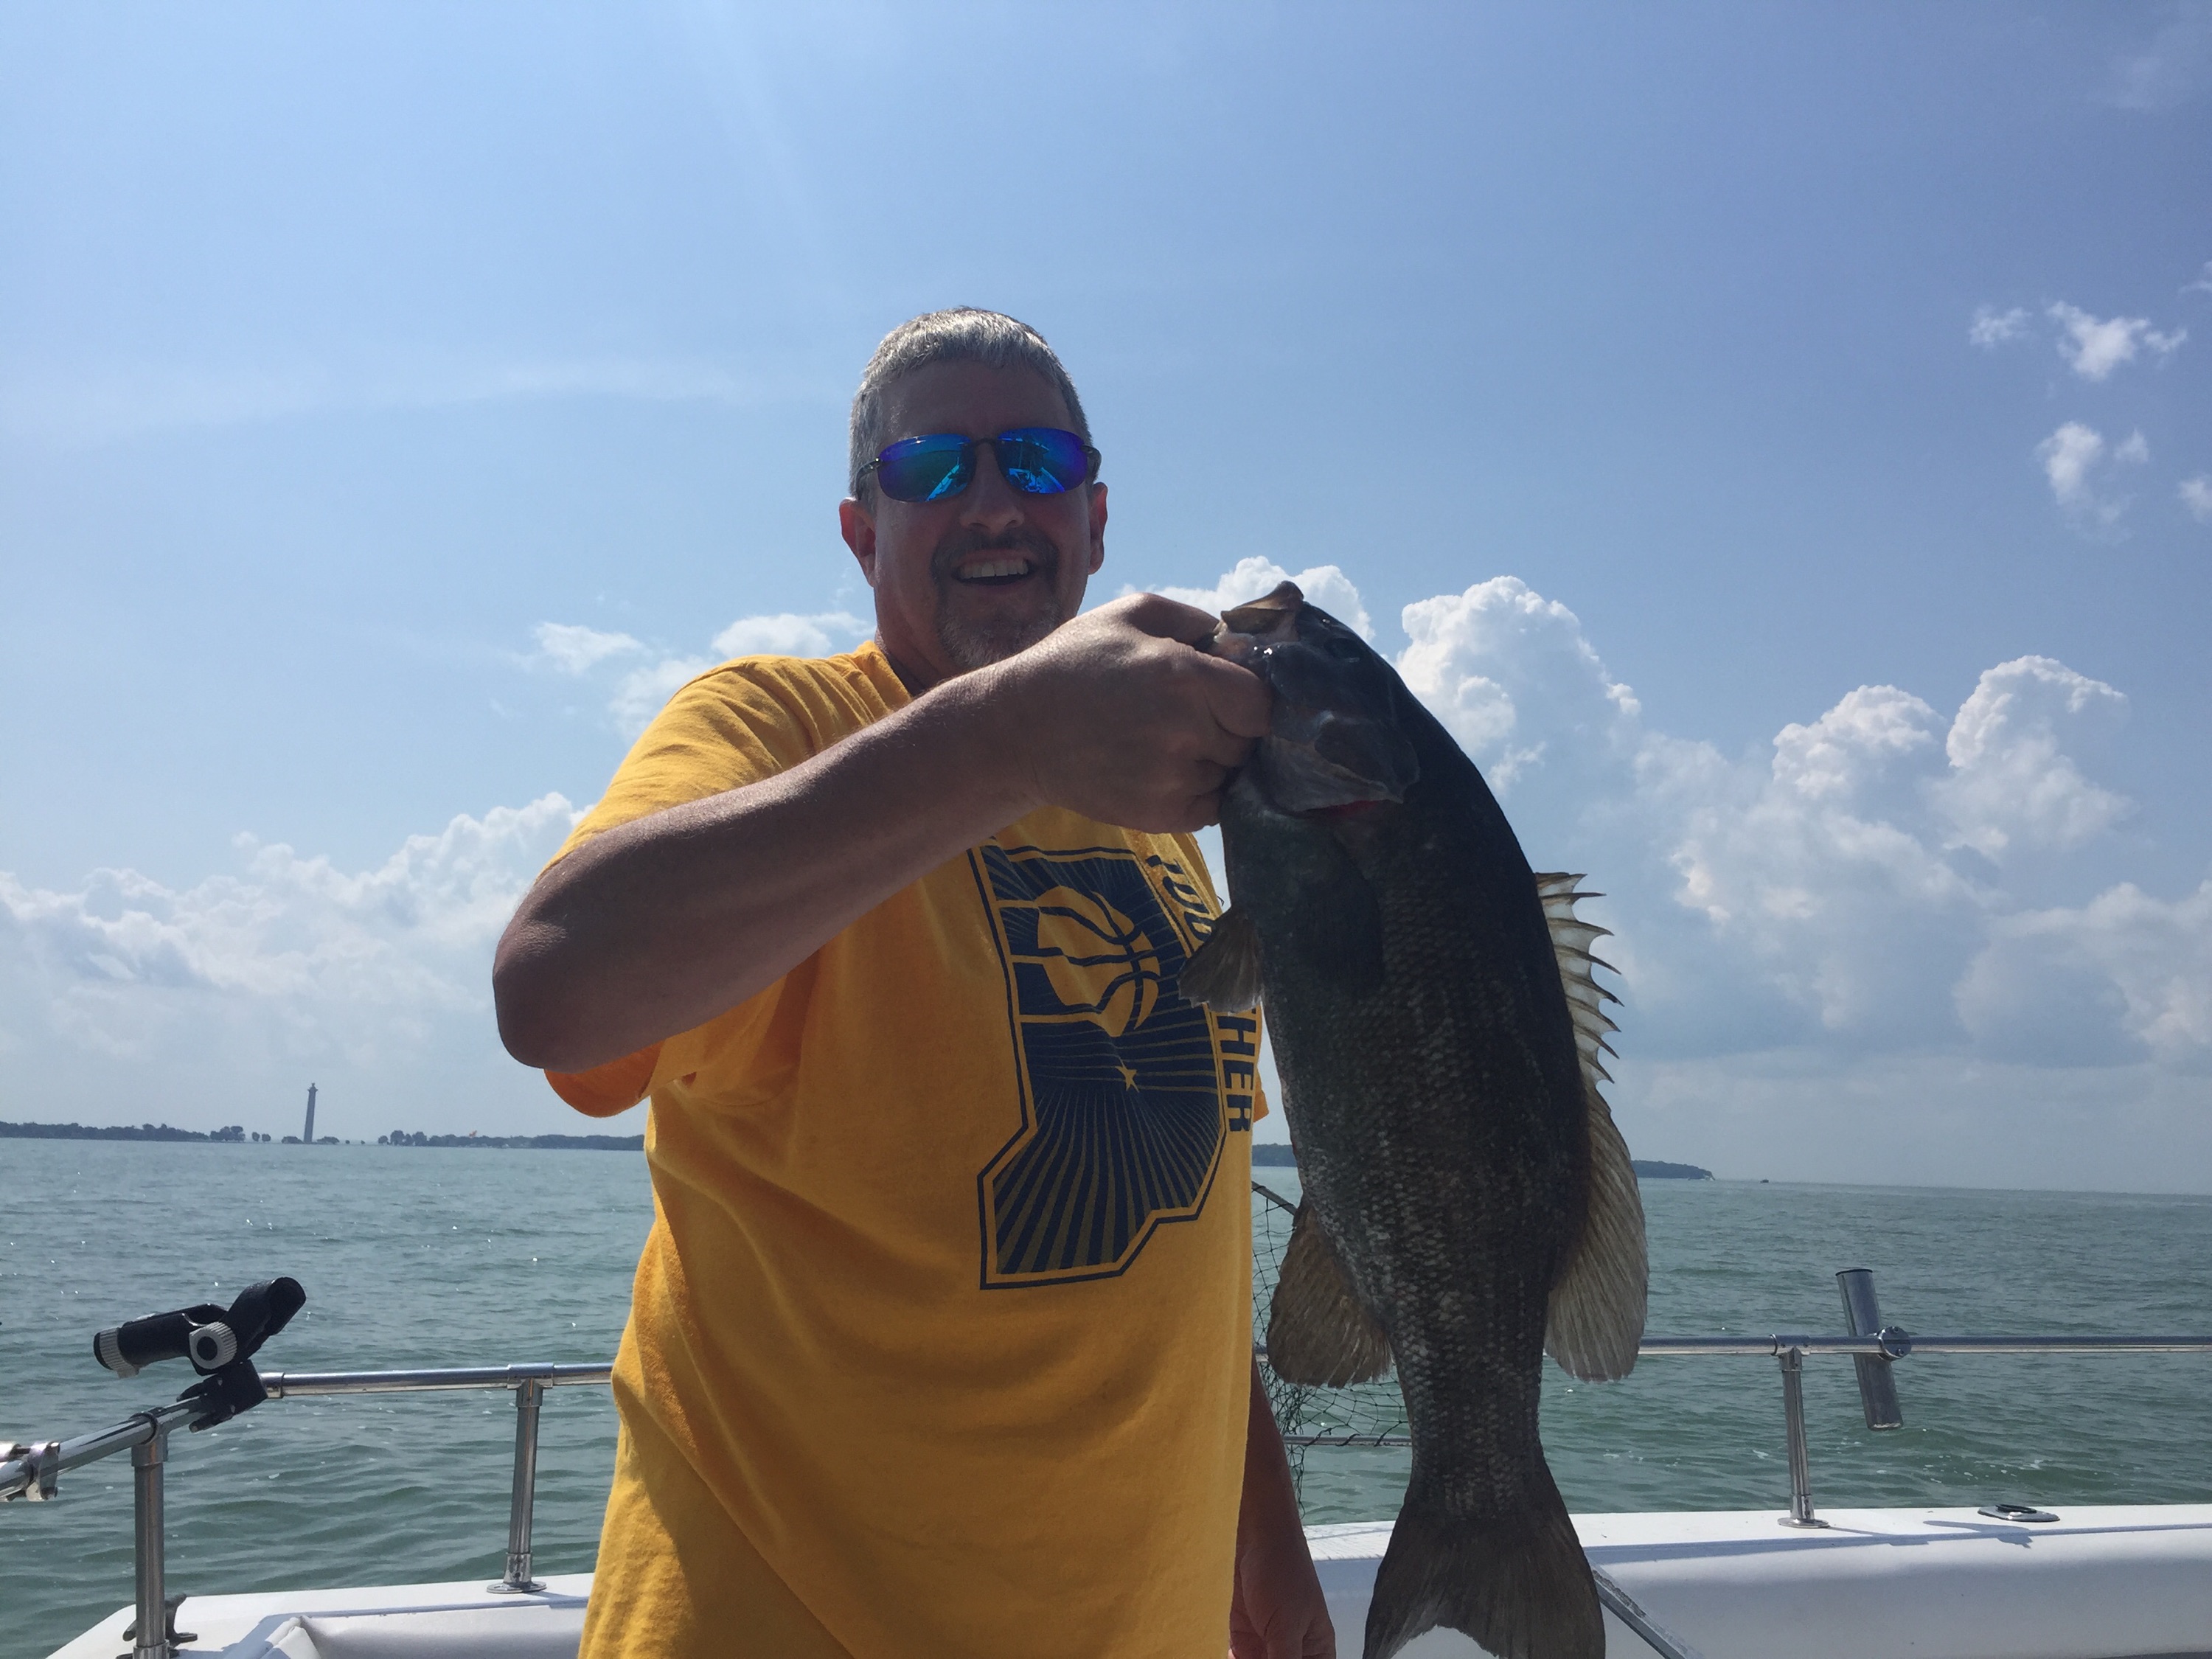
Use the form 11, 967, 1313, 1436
1182, 582, 1646, 1659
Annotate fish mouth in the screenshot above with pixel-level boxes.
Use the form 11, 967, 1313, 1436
1211, 577, 1422, 813
1251, 721, 1416, 815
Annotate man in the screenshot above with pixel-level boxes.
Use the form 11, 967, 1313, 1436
494, 309, 1333, 1658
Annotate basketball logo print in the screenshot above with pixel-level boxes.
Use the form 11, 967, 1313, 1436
970, 843, 1231, 1287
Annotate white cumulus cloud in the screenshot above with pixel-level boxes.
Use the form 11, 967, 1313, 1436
0, 799, 582, 1135
1150, 556, 1374, 639
13, 563, 2202, 1180
531, 610, 872, 739
2039, 422, 2107, 506
712, 610, 868, 658
1958, 880, 2212, 1068
2047, 302, 2187, 380
1931, 658, 2131, 860
611, 656, 715, 738
1190, 560, 2203, 1154
1652, 684, 1980, 1041
535, 622, 644, 674
2181, 476, 2212, 524
2037, 421, 2144, 529
1396, 578, 1639, 794
1969, 305, 2031, 347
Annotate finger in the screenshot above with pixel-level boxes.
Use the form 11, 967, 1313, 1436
1181, 757, 1234, 792
1115, 590, 1231, 645
1180, 785, 1225, 830
1186, 653, 1273, 740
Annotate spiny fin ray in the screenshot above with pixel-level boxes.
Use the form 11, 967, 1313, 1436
1531, 872, 1649, 1382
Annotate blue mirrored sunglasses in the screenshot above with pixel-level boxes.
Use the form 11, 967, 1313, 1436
856, 427, 1101, 503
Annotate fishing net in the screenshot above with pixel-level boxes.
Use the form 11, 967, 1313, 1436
1252, 1180, 1409, 1486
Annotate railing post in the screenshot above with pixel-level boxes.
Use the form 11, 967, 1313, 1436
1776, 1346, 1825, 1528
491, 1378, 546, 1593
128, 1419, 174, 1658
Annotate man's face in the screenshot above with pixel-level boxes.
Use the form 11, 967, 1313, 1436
839, 361, 1107, 691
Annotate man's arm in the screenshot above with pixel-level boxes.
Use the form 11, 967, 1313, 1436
1233, 1357, 1335, 1659
493, 594, 1269, 1074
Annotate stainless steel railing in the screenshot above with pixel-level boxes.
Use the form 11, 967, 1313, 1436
10, 1294, 2212, 1654
4, 1363, 611, 1659
1267, 1321, 2212, 1525
262, 1362, 616, 1592
1639, 1331, 2212, 1527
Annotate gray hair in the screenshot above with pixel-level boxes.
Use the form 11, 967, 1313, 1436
847, 308, 1092, 499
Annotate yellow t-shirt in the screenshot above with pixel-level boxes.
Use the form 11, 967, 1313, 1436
546, 641, 1262, 1659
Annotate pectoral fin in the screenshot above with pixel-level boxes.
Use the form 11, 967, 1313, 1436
1266, 1201, 1392, 1387
1533, 872, 1648, 1382
1181, 907, 1264, 1013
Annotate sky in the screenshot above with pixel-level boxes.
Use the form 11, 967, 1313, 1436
2, 2, 2208, 1189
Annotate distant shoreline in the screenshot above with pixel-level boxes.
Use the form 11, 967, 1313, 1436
0, 1121, 644, 1151
7, 1122, 1718, 1174
379, 1132, 645, 1151
0, 1120, 249, 1143
1251, 1143, 1714, 1180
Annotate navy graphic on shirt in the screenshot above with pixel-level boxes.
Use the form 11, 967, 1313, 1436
969, 844, 1253, 1287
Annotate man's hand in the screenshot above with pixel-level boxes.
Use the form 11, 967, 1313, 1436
1232, 1360, 1335, 1658
983, 592, 1273, 833
494, 592, 1270, 1072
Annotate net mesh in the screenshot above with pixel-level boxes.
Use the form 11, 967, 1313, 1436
1252, 1180, 1409, 1485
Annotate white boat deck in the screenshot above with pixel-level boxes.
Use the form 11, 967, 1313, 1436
46, 1504, 2212, 1658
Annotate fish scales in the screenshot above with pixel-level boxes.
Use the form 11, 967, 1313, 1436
1183, 582, 1645, 1659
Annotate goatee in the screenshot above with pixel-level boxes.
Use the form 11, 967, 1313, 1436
931, 525, 1068, 670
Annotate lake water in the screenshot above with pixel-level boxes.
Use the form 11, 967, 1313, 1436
4, 1140, 2211, 1658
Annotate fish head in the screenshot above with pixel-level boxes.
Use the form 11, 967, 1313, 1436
1213, 581, 1420, 815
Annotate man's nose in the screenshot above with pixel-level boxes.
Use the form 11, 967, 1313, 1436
957, 440, 1029, 535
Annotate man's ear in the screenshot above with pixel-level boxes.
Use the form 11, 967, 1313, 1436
839, 495, 880, 587
1086, 481, 1108, 575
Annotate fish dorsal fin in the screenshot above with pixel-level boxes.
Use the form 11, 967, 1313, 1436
1534, 872, 1621, 1085
1180, 905, 1264, 1014
1533, 872, 1648, 1382
1266, 1200, 1393, 1387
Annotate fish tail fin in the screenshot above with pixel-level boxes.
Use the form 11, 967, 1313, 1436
1364, 1485, 1602, 1659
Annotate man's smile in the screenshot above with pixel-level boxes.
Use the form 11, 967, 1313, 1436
954, 557, 1039, 585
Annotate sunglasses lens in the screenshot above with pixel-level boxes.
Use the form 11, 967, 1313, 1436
994, 428, 1092, 495
874, 434, 973, 502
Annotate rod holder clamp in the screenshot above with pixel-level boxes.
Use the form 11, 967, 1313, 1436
1, 1441, 60, 1501
119, 1592, 195, 1655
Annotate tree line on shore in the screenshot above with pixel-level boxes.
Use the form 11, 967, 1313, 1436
0, 1120, 261, 1142
0, 1120, 643, 1151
